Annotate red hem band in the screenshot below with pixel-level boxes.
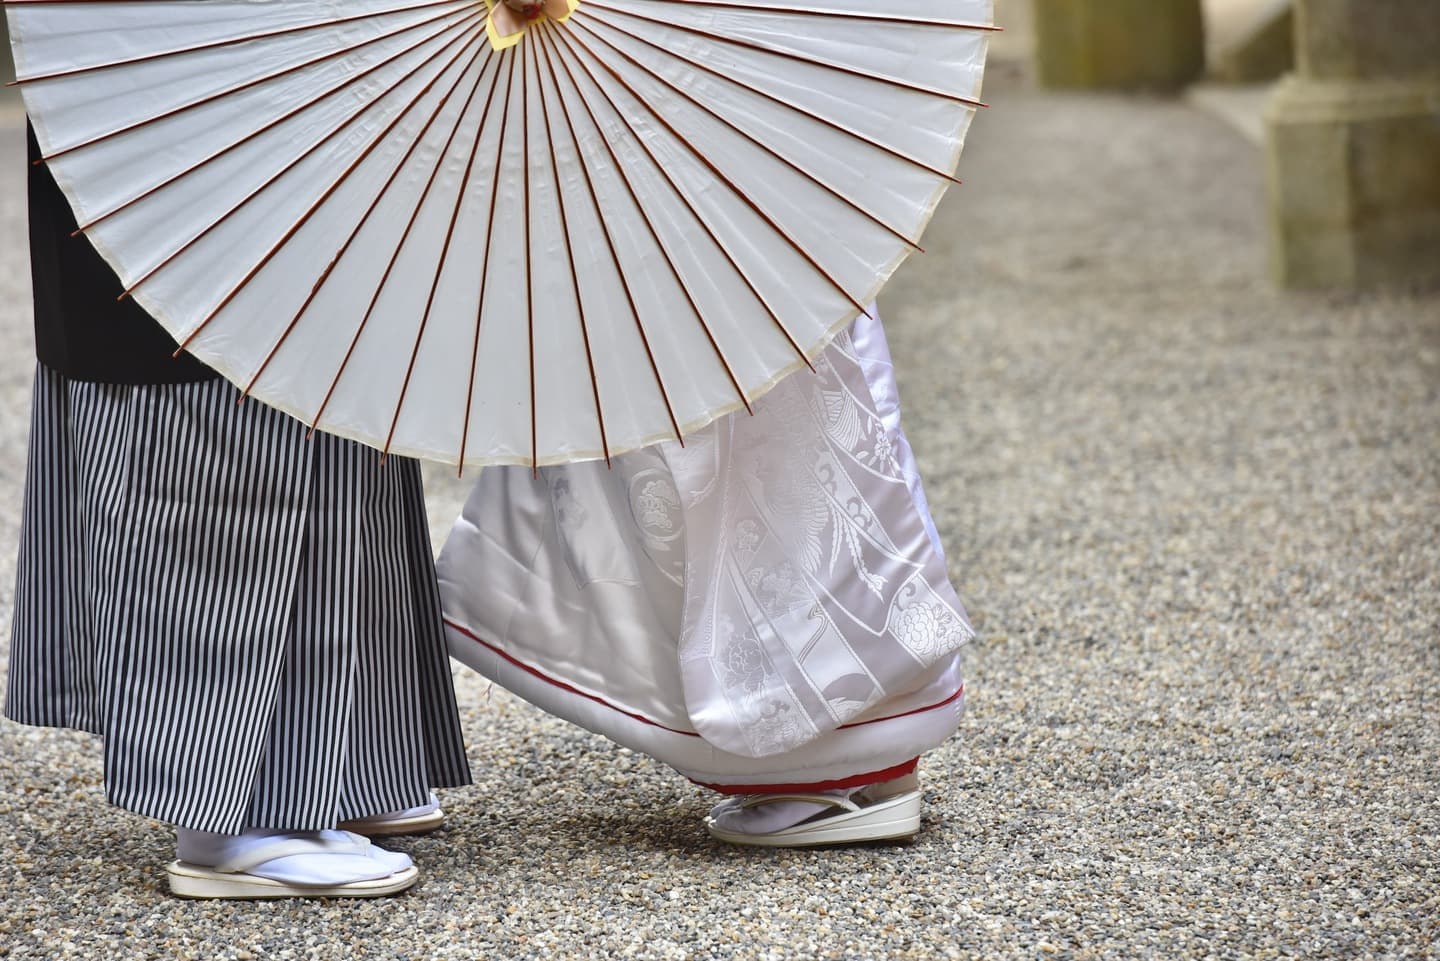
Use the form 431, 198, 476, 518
838, 683, 964, 729
446, 620, 698, 737
693, 757, 921, 796
444, 619, 963, 752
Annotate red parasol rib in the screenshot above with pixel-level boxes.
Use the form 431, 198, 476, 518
34, 5, 477, 164
620, 0, 1001, 31
568, 18, 925, 252
544, 27, 756, 418
522, 42, 539, 474
458, 53, 522, 472
312, 41, 497, 443
75, 9, 483, 236
552, 24, 868, 317
573, 10, 962, 186
583, 0, 988, 109
4, 0, 471, 86
229, 32, 494, 388
534, 31, 685, 446
533, 28, 613, 466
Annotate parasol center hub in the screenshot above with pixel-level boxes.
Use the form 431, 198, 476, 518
486, 0, 580, 50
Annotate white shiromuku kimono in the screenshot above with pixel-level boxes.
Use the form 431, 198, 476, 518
437, 309, 973, 793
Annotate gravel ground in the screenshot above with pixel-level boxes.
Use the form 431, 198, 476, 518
1, 65, 1437, 960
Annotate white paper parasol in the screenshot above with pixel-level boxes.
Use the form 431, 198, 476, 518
6, 0, 990, 468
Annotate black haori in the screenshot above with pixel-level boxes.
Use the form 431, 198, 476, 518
5, 365, 471, 834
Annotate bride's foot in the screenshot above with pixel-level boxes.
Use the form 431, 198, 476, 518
168, 828, 419, 899
705, 773, 922, 848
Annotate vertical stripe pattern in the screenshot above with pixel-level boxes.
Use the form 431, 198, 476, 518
6, 364, 471, 834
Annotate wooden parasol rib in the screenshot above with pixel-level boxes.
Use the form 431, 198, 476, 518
572, 9, 962, 185
544, 26, 756, 419
533, 30, 685, 446
522, 42, 539, 474
551, 24, 868, 317
74, 9, 483, 236
582, 0, 988, 109
381, 43, 510, 463
34, 5, 476, 164
457, 52, 521, 472
533, 25, 613, 466
311, 40, 497, 443
4, 0, 471, 85
568, 18, 925, 252
232, 31, 494, 392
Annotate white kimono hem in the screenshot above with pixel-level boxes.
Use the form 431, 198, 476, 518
438, 308, 973, 790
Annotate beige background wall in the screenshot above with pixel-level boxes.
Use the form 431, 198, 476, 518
1000, 0, 1290, 69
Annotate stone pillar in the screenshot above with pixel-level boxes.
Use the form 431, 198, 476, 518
1032, 0, 1205, 90
1265, 0, 1440, 288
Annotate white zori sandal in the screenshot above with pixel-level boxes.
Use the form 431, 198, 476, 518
339, 793, 445, 837
705, 773, 922, 848
168, 829, 419, 899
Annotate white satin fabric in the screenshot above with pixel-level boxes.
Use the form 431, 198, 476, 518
437, 308, 972, 788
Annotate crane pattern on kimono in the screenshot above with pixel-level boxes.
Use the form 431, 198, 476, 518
678, 329, 971, 757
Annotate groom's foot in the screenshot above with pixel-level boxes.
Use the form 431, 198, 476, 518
168, 828, 419, 899
339, 793, 445, 837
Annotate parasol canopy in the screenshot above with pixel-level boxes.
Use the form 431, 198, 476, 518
6, 0, 991, 468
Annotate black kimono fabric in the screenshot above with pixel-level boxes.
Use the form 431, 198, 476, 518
27, 122, 219, 385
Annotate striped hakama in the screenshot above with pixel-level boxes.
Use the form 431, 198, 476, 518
5, 365, 472, 834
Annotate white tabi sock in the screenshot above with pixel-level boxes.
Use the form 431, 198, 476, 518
706, 788, 859, 836
175, 828, 412, 885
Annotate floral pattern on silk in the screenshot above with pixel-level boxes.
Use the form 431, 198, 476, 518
663, 327, 972, 758
435, 308, 972, 777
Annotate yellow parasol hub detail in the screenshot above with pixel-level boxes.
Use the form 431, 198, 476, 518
485, 0, 580, 51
